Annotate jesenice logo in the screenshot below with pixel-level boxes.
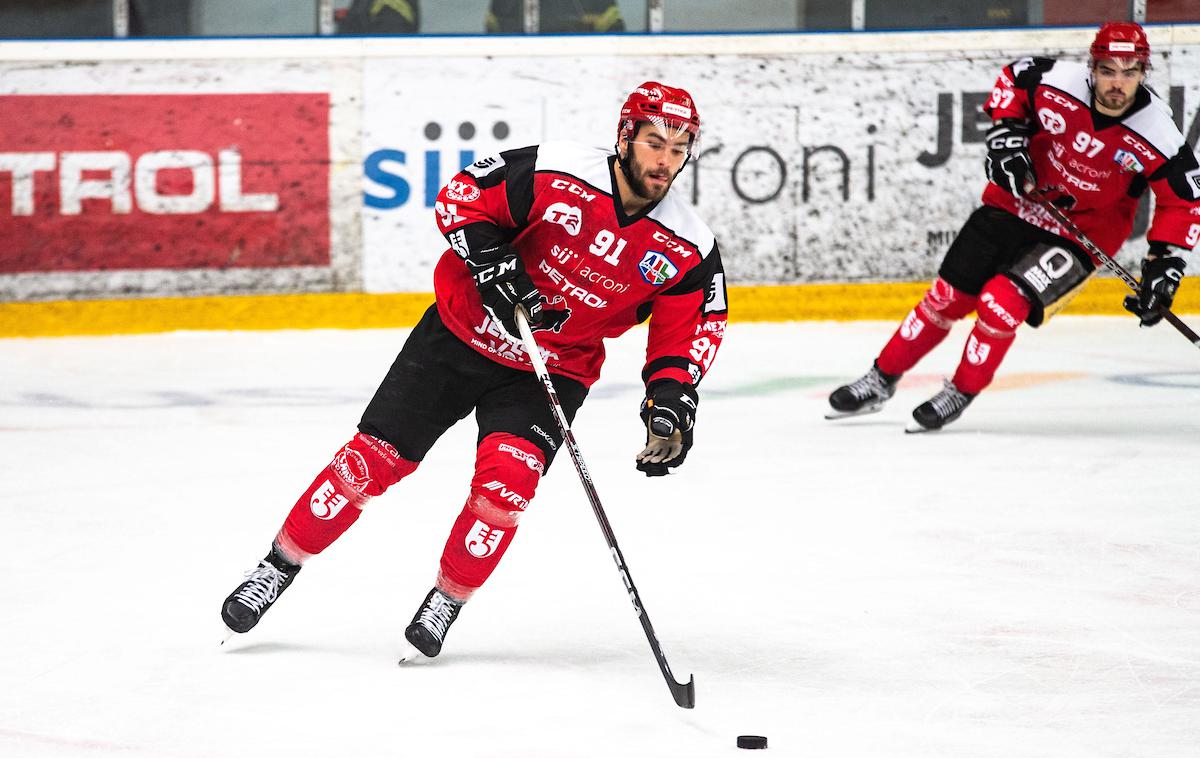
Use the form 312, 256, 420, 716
1037, 108, 1067, 135
543, 202, 582, 236
465, 519, 506, 558
311, 480, 349, 521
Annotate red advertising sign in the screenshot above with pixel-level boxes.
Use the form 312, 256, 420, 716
0, 93, 330, 274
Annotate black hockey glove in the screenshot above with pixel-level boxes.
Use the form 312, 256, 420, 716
1123, 249, 1185, 327
466, 244, 568, 338
984, 120, 1036, 197
635, 380, 698, 477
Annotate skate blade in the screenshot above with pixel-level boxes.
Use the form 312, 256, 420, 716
825, 405, 883, 421
220, 626, 235, 647
397, 642, 426, 664
904, 421, 938, 434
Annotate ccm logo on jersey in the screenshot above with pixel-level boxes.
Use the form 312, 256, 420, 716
550, 178, 596, 202
1037, 108, 1067, 135
1041, 90, 1080, 112
543, 202, 582, 235
1122, 134, 1156, 162
652, 230, 694, 258
638, 251, 678, 286
445, 179, 481, 203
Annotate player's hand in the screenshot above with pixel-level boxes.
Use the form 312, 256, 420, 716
1123, 251, 1185, 327
985, 120, 1036, 197
635, 380, 698, 477
466, 244, 546, 338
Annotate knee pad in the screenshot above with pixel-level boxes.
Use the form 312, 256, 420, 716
916, 277, 978, 330
279, 432, 419, 562
976, 276, 1031, 336
320, 432, 418, 512
468, 433, 546, 527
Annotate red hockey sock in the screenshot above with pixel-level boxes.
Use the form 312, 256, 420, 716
951, 275, 1031, 395
435, 433, 546, 601
877, 277, 978, 376
276, 433, 417, 562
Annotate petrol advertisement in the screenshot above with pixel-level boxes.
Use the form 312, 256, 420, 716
0, 93, 329, 274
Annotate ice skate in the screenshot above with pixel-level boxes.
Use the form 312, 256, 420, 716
907, 380, 975, 432
826, 362, 900, 419
400, 588, 464, 660
221, 544, 301, 638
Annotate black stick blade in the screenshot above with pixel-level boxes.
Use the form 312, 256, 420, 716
671, 674, 696, 709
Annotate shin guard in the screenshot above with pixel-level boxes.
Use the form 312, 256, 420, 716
436, 433, 546, 601
951, 275, 1031, 395
877, 277, 978, 376
277, 433, 417, 562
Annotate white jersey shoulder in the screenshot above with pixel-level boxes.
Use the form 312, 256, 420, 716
647, 191, 717, 259
534, 141, 613, 193
1122, 90, 1186, 159
1039, 60, 1092, 104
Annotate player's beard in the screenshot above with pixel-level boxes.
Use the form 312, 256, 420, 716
625, 154, 677, 202
1100, 87, 1130, 111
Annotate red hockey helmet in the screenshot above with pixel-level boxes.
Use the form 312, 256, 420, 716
616, 82, 702, 158
1089, 22, 1151, 67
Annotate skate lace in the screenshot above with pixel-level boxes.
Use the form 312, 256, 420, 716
417, 593, 459, 642
233, 561, 286, 612
930, 382, 970, 417
847, 368, 887, 400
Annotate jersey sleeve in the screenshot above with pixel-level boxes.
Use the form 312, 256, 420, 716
1146, 143, 1200, 253
641, 244, 728, 389
433, 145, 538, 261
983, 57, 1054, 123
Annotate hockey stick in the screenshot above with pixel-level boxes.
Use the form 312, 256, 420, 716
514, 309, 696, 709
1027, 188, 1200, 348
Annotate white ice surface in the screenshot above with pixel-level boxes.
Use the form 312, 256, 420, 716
1, 318, 1198, 758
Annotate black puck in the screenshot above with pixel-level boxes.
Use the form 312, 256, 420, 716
737, 735, 768, 749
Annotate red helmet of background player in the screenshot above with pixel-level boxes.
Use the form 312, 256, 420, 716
1089, 22, 1151, 67
616, 82, 702, 160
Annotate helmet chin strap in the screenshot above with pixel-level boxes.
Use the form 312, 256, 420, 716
616, 139, 633, 177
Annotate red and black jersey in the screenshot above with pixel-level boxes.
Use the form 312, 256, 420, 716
430, 142, 727, 390
984, 58, 1200, 257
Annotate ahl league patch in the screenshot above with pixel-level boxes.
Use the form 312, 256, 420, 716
638, 251, 678, 286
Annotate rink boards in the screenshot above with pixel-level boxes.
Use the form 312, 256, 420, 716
0, 25, 1198, 335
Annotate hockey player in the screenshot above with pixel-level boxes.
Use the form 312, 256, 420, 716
829, 22, 1200, 431
220, 82, 728, 658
